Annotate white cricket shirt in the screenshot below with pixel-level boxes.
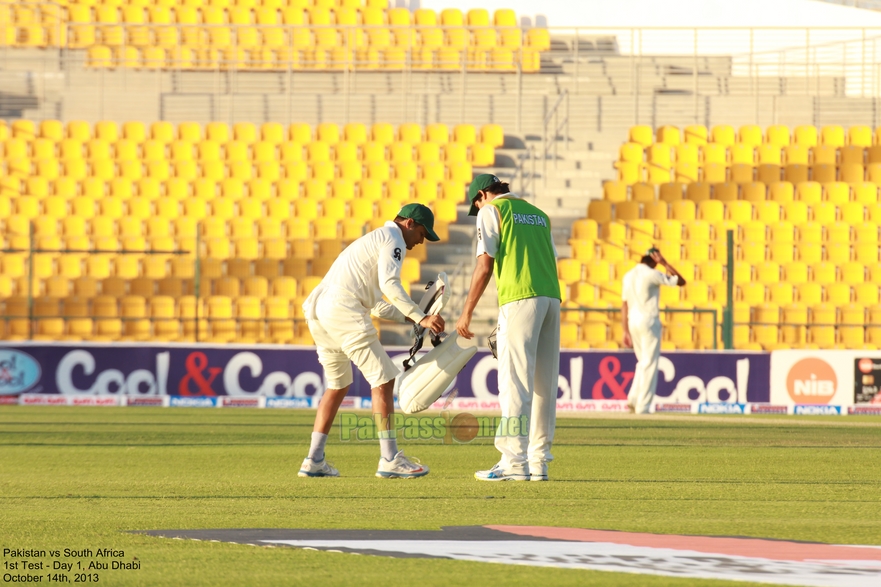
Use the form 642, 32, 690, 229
302, 222, 424, 324
622, 263, 679, 326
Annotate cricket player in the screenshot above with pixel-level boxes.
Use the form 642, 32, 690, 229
456, 174, 561, 482
621, 248, 686, 414
298, 203, 445, 478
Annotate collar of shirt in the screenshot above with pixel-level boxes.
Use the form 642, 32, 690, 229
478, 193, 514, 219
385, 220, 401, 234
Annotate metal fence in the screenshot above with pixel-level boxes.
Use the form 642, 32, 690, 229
0, 222, 312, 344
561, 306, 721, 350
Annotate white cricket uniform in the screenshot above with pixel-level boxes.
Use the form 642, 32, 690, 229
622, 263, 679, 414
476, 196, 561, 474
302, 222, 426, 389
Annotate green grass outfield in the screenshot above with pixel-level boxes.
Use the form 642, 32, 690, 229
1, 406, 880, 586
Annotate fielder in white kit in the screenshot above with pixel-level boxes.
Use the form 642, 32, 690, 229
621, 248, 686, 414
456, 174, 561, 482
298, 203, 445, 478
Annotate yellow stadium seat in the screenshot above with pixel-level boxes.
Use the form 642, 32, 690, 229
627, 125, 652, 148
797, 242, 822, 263
697, 200, 723, 222
811, 163, 836, 183
755, 164, 780, 185
652, 125, 679, 145
823, 220, 850, 246
724, 201, 751, 224
731, 182, 763, 204
809, 303, 837, 348
855, 241, 879, 264
669, 199, 695, 221
675, 162, 699, 184
738, 282, 766, 305
765, 182, 793, 204
643, 201, 668, 221
781, 201, 807, 224
820, 125, 845, 147
810, 144, 836, 166
619, 141, 644, 164
840, 163, 864, 183
855, 283, 879, 305
846, 125, 872, 147
615, 201, 640, 221
657, 182, 684, 203
719, 165, 746, 187
761, 124, 789, 146
811, 202, 836, 225
796, 282, 823, 306
756, 144, 782, 166
701, 143, 727, 166
811, 261, 837, 284
685, 182, 710, 203
702, 163, 728, 183
826, 282, 852, 306
839, 145, 865, 166
792, 125, 818, 147
736, 125, 761, 146
675, 143, 699, 166
787, 262, 810, 285
587, 200, 612, 224
784, 164, 809, 184
768, 282, 794, 305
711, 125, 735, 146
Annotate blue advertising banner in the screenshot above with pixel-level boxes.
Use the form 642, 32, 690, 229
0, 343, 771, 404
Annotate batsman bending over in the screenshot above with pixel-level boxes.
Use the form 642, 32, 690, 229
299, 203, 445, 478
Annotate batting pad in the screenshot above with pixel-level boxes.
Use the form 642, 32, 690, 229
396, 333, 478, 414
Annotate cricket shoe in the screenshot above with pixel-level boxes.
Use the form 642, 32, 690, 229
376, 451, 429, 479
298, 457, 339, 478
530, 463, 549, 482
474, 464, 529, 482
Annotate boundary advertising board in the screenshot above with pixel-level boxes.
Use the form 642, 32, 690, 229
0, 343, 770, 410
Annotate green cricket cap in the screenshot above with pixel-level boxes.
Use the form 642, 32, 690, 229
646, 247, 660, 256
398, 203, 440, 241
467, 174, 502, 216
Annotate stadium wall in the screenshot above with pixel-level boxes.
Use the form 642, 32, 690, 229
2, 342, 879, 413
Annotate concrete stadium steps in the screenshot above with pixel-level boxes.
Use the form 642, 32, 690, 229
0, 48, 857, 130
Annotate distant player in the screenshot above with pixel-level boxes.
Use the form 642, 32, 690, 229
298, 203, 445, 478
621, 247, 686, 414
456, 174, 561, 482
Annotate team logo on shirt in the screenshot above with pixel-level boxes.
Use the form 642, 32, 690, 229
512, 213, 548, 228
393, 248, 402, 261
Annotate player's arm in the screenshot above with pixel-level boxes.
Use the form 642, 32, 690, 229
622, 300, 632, 348
651, 251, 686, 286
377, 241, 445, 334
456, 253, 494, 339
370, 300, 407, 323
456, 206, 499, 339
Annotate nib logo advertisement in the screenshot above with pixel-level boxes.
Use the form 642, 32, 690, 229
786, 358, 837, 404
141, 526, 881, 587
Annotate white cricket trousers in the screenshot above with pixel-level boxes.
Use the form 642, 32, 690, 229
628, 320, 662, 414
495, 296, 561, 472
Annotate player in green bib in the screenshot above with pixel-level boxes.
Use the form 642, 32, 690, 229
456, 174, 561, 482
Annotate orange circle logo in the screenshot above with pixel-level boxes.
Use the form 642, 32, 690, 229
786, 358, 837, 404
450, 413, 480, 443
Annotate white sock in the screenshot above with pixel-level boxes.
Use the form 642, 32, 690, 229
308, 432, 328, 462
378, 429, 398, 461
